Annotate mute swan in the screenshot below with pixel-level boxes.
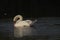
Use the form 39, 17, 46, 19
13, 15, 33, 27
13, 15, 34, 38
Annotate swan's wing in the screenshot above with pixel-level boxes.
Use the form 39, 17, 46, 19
14, 21, 30, 27
25, 20, 33, 24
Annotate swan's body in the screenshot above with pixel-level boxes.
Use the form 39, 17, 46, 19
13, 15, 33, 38
14, 20, 32, 27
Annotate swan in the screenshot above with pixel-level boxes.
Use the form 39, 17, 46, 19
13, 15, 34, 38
13, 15, 33, 27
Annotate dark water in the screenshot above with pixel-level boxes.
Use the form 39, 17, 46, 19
0, 17, 60, 40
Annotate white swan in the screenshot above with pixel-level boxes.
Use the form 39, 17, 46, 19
13, 15, 33, 27
13, 15, 33, 38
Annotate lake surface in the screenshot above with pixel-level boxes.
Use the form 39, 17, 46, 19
0, 17, 60, 40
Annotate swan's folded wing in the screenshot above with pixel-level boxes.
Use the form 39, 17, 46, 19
14, 21, 30, 27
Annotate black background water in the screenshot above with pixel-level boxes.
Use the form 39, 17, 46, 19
0, 17, 60, 40
0, 0, 60, 18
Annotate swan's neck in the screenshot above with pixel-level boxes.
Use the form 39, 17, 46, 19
16, 19, 22, 23
13, 15, 23, 23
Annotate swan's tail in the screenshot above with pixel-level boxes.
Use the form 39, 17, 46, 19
30, 19, 37, 26
32, 19, 37, 24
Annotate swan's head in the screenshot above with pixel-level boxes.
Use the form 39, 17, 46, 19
13, 15, 23, 23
